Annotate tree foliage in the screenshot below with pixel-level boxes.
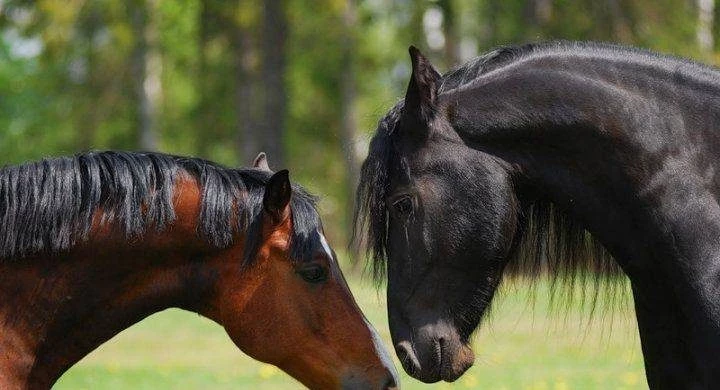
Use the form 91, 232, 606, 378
1, 0, 718, 252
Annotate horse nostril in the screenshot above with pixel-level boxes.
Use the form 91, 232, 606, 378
395, 343, 411, 363
382, 371, 398, 390
436, 337, 445, 364
396, 343, 409, 360
395, 341, 420, 375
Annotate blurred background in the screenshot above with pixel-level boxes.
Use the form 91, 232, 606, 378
2, 0, 716, 388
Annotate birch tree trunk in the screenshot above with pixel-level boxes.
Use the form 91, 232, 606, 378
438, 0, 461, 67
698, 0, 715, 53
77, 8, 99, 150
259, 0, 287, 168
234, 27, 258, 164
131, 0, 161, 151
341, 0, 362, 264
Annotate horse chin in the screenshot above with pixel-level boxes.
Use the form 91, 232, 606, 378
441, 343, 475, 382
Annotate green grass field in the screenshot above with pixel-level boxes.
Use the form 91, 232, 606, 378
54, 277, 647, 389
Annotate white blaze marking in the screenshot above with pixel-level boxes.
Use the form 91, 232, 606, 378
318, 230, 399, 383
318, 230, 335, 263
365, 318, 400, 384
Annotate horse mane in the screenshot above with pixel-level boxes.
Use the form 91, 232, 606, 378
439, 42, 537, 93
0, 151, 320, 263
439, 40, 720, 95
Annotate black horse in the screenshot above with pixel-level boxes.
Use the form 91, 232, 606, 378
355, 41, 720, 388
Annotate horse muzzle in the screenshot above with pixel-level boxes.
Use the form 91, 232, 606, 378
392, 321, 475, 383
340, 368, 398, 390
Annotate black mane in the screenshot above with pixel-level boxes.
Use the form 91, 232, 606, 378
439, 40, 720, 94
0, 151, 319, 263
353, 103, 404, 280
439, 42, 537, 93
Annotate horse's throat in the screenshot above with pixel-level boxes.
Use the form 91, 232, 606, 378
0, 250, 195, 388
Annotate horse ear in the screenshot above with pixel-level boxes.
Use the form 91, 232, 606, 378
252, 152, 271, 172
263, 169, 291, 223
404, 46, 441, 123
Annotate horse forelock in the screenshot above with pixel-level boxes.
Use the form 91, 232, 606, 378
0, 151, 320, 264
353, 103, 405, 282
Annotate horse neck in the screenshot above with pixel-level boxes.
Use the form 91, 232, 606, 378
449, 58, 720, 274
449, 52, 720, 384
0, 178, 221, 388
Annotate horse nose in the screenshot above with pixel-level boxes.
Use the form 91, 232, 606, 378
395, 341, 422, 378
341, 367, 399, 390
394, 332, 474, 383
382, 368, 398, 390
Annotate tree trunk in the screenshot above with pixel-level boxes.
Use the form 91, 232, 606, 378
130, 0, 160, 151
341, 0, 363, 266
77, 8, 99, 150
482, 0, 501, 50
606, 0, 633, 42
233, 14, 259, 165
698, 0, 715, 53
410, 0, 425, 48
438, 0, 460, 67
524, 0, 552, 28
196, 0, 213, 157
259, 0, 287, 168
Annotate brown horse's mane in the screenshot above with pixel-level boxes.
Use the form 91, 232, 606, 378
0, 151, 320, 263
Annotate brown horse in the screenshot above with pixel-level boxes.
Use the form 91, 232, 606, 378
0, 151, 398, 389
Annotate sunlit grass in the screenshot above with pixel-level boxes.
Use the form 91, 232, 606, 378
55, 276, 646, 389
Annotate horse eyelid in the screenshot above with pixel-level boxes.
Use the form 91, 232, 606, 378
297, 263, 328, 283
392, 195, 414, 215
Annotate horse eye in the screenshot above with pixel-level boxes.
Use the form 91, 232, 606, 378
297, 264, 328, 283
392, 196, 413, 215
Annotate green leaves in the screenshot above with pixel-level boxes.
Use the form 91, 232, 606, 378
1, 0, 717, 248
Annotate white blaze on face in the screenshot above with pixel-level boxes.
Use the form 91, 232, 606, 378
318, 230, 335, 263
365, 318, 400, 385
316, 229, 400, 384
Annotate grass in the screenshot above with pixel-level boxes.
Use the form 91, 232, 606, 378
54, 276, 647, 389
